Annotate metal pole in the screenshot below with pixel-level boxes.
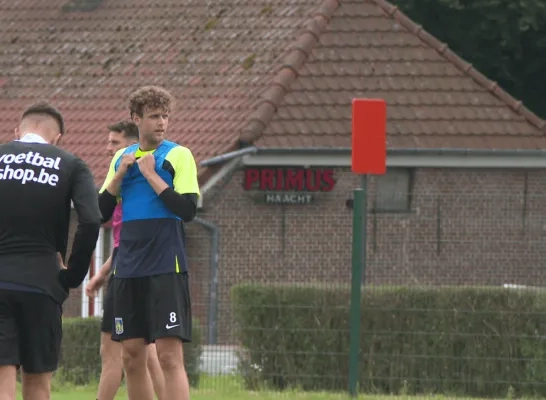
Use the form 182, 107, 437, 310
361, 175, 368, 285
348, 175, 368, 396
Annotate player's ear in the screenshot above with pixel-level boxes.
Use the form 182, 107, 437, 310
52, 133, 62, 145
13, 127, 20, 140
132, 113, 141, 126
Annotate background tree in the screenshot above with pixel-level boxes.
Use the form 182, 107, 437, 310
392, 0, 546, 118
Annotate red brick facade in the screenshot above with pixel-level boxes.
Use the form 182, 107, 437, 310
64, 166, 546, 344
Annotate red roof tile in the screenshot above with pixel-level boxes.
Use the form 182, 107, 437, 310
250, 0, 546, 149
0, 0, 544, 187
0, 0, 317, 184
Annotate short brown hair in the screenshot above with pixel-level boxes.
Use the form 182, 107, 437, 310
21, 101, 65, 135
128, 86, 174, 118
107, 120, 139, 140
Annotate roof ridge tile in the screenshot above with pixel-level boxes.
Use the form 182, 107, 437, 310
239, 0, 340, 145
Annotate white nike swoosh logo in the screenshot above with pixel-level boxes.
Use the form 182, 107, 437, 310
166, 324, 180, 329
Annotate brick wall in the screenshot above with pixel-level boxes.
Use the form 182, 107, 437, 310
64, 167, 546, 342
187, 167, 546, 344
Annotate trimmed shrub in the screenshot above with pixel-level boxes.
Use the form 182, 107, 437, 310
232, 284, 546, 397
57, 317, 202, 387
57, 317, 101, 385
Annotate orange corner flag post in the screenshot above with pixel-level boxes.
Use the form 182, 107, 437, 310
348, 98, 387, 398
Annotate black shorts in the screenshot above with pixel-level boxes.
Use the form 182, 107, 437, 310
100, 247, 118, 333
100, 273, 115, 333
0, 289, 62, 373
111, 273, 192, 343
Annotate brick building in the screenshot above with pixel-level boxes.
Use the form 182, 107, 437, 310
1, 0, 546, 344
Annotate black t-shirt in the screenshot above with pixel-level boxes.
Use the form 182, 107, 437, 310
0, 136, 102, 303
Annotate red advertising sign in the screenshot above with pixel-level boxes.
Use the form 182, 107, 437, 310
352, 98, 387, 175
244, 167, 336, 192
244, 167, 336, 204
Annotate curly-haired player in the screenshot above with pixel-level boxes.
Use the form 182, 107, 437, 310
98, 87, 198, 400
87, 120, 166, 400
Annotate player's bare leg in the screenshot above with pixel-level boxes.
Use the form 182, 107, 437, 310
121, 338, 153, 400
0, 365, 16, 400
155, 337, 189, 400
147, 343, 166, 400
97, 332, 123, 400
21, 371, 52, 400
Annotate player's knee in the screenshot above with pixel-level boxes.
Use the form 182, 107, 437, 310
100, 344, 122, 369
157, 348, 185, 372
146, 347, 160, 370
155, 337, 185, 371
100, 336, 121, 365
121, 340, 147, 372
21, 372, 52, 398
0, 366, 17, 399
122, 350, 143, 373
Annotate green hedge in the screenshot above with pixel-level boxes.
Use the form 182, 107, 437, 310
57, 317, 202, 387
232, 284, 546, 397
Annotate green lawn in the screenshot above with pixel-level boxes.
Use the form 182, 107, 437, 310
16, 389, 480, 400
15, 375, 486, 400
16, 375, 358, 400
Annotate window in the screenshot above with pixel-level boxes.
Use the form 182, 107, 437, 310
373, 168, 413, 212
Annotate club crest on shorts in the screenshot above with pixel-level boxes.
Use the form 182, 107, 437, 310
114, 317, 124, 334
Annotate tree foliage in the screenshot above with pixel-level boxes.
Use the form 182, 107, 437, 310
392, 0, 546, 118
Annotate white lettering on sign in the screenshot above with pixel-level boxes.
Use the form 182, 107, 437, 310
0, 151, 61, 187
265, 193, 313, 205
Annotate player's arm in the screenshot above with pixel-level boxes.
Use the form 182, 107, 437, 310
86, 253, 112, 296
98, 253, 113, 277
98, 149, 125, 222
57, 253, 66, 269
141, 146, 199, 222
59, 157, 102, 290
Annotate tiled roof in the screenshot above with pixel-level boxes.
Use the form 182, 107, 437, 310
1, 0, 544, 186
0, 0, 316, 183
249, 0, 546, 149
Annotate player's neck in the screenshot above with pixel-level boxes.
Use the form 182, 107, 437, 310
18, 132, 49, 144
138, 139, 163, 152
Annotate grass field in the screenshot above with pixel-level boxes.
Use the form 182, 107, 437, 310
14, 375, 492, 400
16, 386, 482, 400
15, 375, 357, 400
15, 387, 388, 400
14, 375, 361, 399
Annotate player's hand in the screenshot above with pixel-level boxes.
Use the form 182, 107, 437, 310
117, 153, 136, 174
86, 274, 106, 297
137, 154, 156, 177
57, 253, 66, 269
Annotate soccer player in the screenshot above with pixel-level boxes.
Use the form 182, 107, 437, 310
0, 102, 101, 399
98, 86, 199, 400
86, 120, 166, 400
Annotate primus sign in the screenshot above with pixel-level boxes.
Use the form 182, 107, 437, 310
244, 167, 336, 205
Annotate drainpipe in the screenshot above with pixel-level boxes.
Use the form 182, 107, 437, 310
194, 155, 246, 344
194, 149, 257, 344
192, 216, 220, 345
200, 147, 258, 167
